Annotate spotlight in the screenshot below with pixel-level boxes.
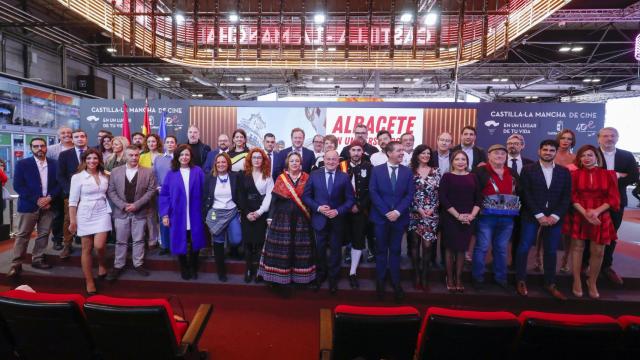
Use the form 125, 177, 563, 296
425, 12, 438, 26
400, 13, 413, 23
236, 77, 244, 81
404, 78, 412, 82
314, 13, 326, 24
492, 78, 500, 82
319, 77, 326, 82
175, 13, 185, 25
163, 77, 170, 81
570, 46, 583, 52
106, 47, 117, 53
500, 78, 509, 82
229, 14, 239, 23
591, 78, 601, 83
582, 78, 592, 83
558, 46, 571, 52
244, 77, 251, 81
327, 77, 334, 82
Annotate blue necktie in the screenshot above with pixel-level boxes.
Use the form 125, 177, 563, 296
390, 166, 398, 192
78, 148, 84, 162
327, 171, 334, 195
511, 158, 518, 174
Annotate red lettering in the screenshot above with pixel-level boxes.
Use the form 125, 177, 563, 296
396, 116, 407, 133
355, 116, 365, 126
332, 116, 344, 133
377, 116, 387, 132
406, 116, 415, 133
365, 116, 375, 133
337, 137, 344, 145
387, 116, 397, 134
344, 116, 352, 133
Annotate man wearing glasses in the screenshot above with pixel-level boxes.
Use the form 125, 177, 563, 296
340, 124, 379, 162
8, 138, 60, 277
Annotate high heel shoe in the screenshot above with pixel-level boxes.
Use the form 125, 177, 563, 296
84, 280, 98, 296
572, 281, 583, 298
586, 280, 600, 299
445, 276, 456, 293
456, 279, 465, 293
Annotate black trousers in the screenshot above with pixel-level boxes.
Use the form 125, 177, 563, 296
345, 212, 368, 250
50, 196, 64, 243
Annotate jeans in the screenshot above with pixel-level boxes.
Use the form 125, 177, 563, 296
472, 214, 514, 284
212, 214, 242, 245
516, 218, 562, 286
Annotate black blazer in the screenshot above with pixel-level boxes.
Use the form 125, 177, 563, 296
519, 162, 572, 222
272, 147, 316, 180
428, 151, 452, 170
504, 157, 535, 175
202, 171, 242, 216
57, 147, 81, 197
451, 145, 487, 169
597, 148, 639, 207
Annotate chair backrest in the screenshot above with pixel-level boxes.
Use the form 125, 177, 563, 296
0, 290, 94, 360
0, 316, 16, 360
84, 295, 185, 360
416, 307, 520, 360
618, 316, 640, 357
332, 305, 421, 360
516, 311, 622, 360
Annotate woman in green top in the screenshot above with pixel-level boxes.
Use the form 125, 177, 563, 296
105, 136, 130, 173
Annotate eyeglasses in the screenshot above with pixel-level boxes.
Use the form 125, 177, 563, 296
355, 132, 368, 136
251, 156, 263, 160
31, 144, 46, 149
313, 140, 324, 144
506, 142, 522, 146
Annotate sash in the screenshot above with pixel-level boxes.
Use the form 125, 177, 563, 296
279, 173, 311, 220
230, 152, 247, 165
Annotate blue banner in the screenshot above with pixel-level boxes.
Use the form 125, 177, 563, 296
476, 103, 605, 160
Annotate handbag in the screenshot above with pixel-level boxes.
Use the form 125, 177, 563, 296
481, 176, 521, 216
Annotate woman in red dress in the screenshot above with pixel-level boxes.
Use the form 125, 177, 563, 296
567, 144, 620, 299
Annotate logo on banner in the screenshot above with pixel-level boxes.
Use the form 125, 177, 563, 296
484, 120, 500, 135
85, 115, 101, 129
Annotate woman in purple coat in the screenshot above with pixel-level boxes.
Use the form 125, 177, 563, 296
159, 144, 206, 280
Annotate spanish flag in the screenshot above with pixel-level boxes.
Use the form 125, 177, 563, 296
141, 98, 151, 136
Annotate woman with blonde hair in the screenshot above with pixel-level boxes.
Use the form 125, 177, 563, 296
105, 136, 130, 172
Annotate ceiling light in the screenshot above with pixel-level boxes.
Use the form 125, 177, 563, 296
531, 96, 539, 99
229, 14, 239, 23
163, 77, 170, 81
425, 12, 438, 26
404, 78, 412, 82
319, 77, 326, 81
314, 13, 326, 24
155, 76, 163, 81
500, 78, 509, 82
192, 94, 203, 98
570, 46, 583, 52
327, 77, 334, 82
582, 78, 592, 83
448, 47, 457, 52
492, 78, 500, 82
175, 13, 185, 25
316, 48, 324, 52
412, 78, 420, 82
236, 77, 244, 81
244, 77, 251, 81
558, 46, 571, 52
328, 47, 336, 52
591, 78, 601, 83
400, 13, 413, 23
106, 47, 117, 53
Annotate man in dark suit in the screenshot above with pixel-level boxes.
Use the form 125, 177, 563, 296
430, 132, 453, 173
515, 139, 571, 300
303, 150, 354, 294
339, 123, 379, 162
273, 127, 315, 179
57, 129, 89, 259
369, 141, 415, 302
505, 134, 535, 268
451, 125, 487, 170
262, 133, 278, 178
592, 127, 639, 285
187, 126, 211, 168
203, 133, 230, 174
8, 138, 60, 277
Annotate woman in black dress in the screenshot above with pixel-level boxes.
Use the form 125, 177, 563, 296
239, 148, 274, 283
439, 150, 481, 292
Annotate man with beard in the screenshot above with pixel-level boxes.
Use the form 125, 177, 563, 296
370, 130, 392, 166
186, 126, 211, 168
340, 124, 379, 162
203, 133, 231, 174
452, 126, 487, 170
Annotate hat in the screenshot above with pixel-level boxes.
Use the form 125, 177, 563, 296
487, 144, 508, 153
350, 139, 365, 149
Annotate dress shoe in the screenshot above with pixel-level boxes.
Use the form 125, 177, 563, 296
602, 268, 623, 286
393, 285, 405, 303
244, 269, 253, 283
376, 280, 385, 300
516, 281, 528, 297
134, 266, 150, 277
348, 274, 359, 289
7, 264, 22, 278
53, 242, 64, 251
546, 284, 567, 301
344, 253, 351, 264
106, 267, 124, 281
31, 261, 52, 270
59, 245, 72, 260
147, 243, 159, 251
329, 279, 338, 295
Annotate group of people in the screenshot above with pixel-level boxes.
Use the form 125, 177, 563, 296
6, 122, 638, 302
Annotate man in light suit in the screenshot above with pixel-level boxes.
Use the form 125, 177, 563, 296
303, 150, 355, 294
273, 127, 316, 179
106, 145, 158, 281
515, 139, 571, 300
369, 141, 415, 302
8, 138, 60, 277
591, 127, 640, 285
57, 129, 89, 259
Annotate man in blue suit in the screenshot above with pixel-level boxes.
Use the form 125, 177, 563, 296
369, 141, 415, 302
7, 138, 60, 277
202, 133, 230, 174
57, 129, 89, 259
273, 127, 315, 179
515, 139, 571, 300
303, 150, 354, 294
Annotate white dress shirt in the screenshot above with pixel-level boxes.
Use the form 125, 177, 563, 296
370, 152, 388, 166
462, 145, 474, 170
535, 161, 560, 221
601, 148, 616, 171
125, 165, 139, 182
402, 151, 411, 167
252, 172, 274, 216
213, 174, 236, 210
35, 158, 48, 196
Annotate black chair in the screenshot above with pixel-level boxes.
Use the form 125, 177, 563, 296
515, 311, 622, 360
84, 295, 213, 360
619, 315, 640, 357
319, 305, 421, 360
415, 306, 520, 360
0, 316, 17, 360
0, 289, 95, 360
